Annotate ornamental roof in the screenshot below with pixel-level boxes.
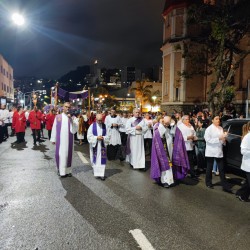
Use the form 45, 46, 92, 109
163, 0, 201, 16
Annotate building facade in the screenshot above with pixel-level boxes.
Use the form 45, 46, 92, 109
0, 54, 14, 106
161, 0, 250, 113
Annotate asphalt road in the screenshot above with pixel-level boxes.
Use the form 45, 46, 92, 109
0, 132, 250, 250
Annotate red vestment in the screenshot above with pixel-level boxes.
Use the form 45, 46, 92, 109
28, 110, 43, 129
45, 114, 56, 130
13, 112, 26, 133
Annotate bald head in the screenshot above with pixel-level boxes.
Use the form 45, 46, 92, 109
96, 114, 103, 124
163, 116, 171, 127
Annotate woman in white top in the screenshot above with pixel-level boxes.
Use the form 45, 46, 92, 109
204, 115, 232, 193
236, 122, 250, 201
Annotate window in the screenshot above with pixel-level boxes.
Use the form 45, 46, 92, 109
229, 123, 244, 136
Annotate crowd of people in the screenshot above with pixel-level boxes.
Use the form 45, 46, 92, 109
0, 102, 249, 202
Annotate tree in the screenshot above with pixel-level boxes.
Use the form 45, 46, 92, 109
145, 90, 162, 107
130, 81, 153, 111
176, 0, 250, 113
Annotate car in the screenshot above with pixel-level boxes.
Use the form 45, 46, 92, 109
223, 118, 250, 171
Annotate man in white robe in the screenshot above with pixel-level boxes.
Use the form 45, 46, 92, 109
51, 102, 78, 177
105, 108, 122, 160
87, 114, 110, 180
126, 108, 148, 169
119, 112, 129, 161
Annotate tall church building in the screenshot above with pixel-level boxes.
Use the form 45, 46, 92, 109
161, 0, 250, 112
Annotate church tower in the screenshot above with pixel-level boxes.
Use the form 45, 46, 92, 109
161, 0, 250, 113
161, 0, 205, 112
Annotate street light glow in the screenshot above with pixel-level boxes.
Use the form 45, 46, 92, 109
12, 13, 25, 26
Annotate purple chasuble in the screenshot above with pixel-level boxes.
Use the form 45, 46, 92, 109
172, 127, 190, 180
55, 114, 74, 170
150, 126, 171, 183
126, 117, 143, 155
92, 122, 107, 165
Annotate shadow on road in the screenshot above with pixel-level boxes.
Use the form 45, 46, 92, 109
60, 177, 138, 248
10, 142, 28, 151
31, 144, 53, 160
105, 168, 122, 178
73, 165, 92, 174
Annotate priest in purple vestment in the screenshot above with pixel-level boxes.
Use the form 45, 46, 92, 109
87, 114, 110, 180
151, 116, 190, 187
51, 102, 78, 178
150, 116, 174, 188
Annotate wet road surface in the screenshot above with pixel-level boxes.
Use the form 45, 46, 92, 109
0, 133, 250, 250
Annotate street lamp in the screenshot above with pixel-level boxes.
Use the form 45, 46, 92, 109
152, 96, 157, 104
11, 13, 25, 26
152, 96, 157, 112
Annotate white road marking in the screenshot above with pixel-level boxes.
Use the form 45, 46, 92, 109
129, 229, 155, 250
77, 151, 89, 164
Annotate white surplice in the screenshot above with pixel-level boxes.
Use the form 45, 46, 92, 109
158, 123, 174, 185
144, 119, 153, 139
87, 123, 110, 177
75, 117, 84, 140
178, 122, 196, 151
50, 113, 78, 176
105, 115, 122, 145
125, 117, 148, 169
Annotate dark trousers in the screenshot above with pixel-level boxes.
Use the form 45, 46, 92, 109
206, 157, 228, 188
32, 129, 41, 144
3, 125, 8, 138
0, 126, 3, 143
16, 132, 25, 143
196, 147, 206, 170
144, 138, 152, 155
187, 150, 196, 177
120, 132, 128, 146
236, 172, 250, 200
48, 130, 52, 140
10, 125, 15, 136
120, 132, 127, 160
107, 145, 120, 160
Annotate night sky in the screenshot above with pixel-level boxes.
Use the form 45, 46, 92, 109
0, 0, 165, 78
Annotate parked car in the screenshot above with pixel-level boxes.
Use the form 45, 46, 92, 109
223, 119, 250, 171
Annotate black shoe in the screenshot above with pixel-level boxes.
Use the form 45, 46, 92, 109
67, 173, 72, 177
238, 196, 246, 202
163, 183, 170, 188
223, 188, 233, 194
207, 185, 214, 189
100, 177, 106, 181
190, 175, 199, 180
60, 175, 67, 178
